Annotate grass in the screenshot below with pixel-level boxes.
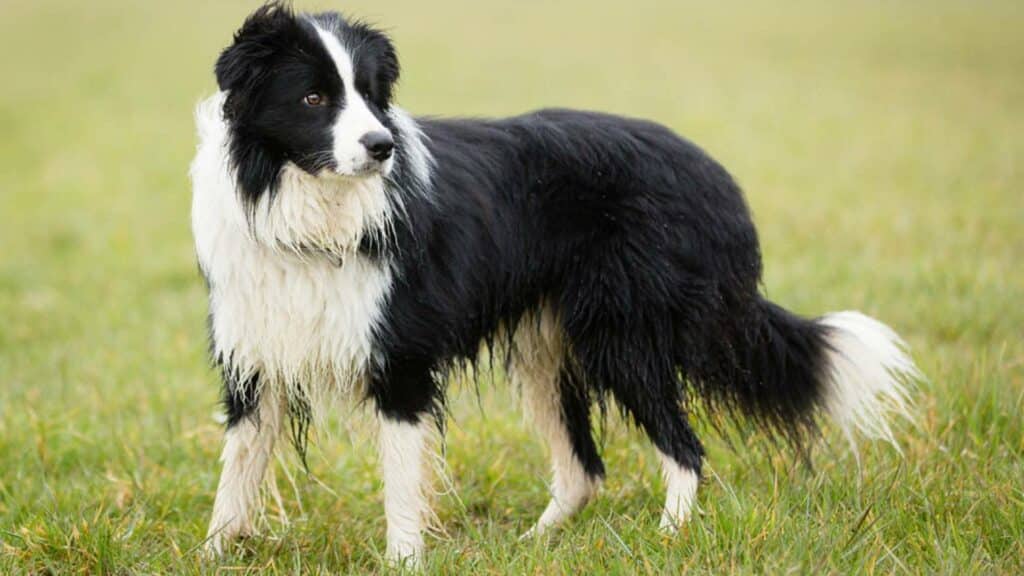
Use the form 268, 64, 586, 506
1, 0, 1022, 573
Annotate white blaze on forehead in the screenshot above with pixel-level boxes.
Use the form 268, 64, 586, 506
311, 24, 389, 175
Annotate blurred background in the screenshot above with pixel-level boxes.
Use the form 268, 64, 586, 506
1, 0, 1021, 573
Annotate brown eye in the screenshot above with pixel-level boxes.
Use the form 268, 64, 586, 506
303, 92, 326, 107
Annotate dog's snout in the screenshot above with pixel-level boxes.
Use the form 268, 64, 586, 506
360, 131, 394, 161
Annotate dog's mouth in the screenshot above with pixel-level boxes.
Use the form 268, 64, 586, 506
330, 160, 391, 180
351, 162, 385, 177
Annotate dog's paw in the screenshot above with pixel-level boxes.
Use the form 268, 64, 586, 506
203, 522, 254, 560
519, 523, 551, 541
201, 533, 227, 560
386, 537, 423, 571
658, 510, 691, 534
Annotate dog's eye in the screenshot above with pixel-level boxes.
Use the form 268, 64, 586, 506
303, 92, 326, 107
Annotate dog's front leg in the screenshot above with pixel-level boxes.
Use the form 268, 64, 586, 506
379, 414, 434, 566
372, 361, 440, 568
205, 389, 283, 555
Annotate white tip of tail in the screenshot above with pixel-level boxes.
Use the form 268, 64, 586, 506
819, 311, 923, 450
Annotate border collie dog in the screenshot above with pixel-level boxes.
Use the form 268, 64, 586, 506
192, 3, 921, 564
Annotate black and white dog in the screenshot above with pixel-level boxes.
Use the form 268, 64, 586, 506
192, 2, 921, 564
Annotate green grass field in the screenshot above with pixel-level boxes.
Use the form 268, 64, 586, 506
2, 0, 1022, 573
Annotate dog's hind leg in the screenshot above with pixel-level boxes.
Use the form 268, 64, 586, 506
608, 369, 704, 531
515, 309, 604, 537
205, 384, 284, 555
568, 319, 704, 532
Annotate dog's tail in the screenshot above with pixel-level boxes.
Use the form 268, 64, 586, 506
699, 299, 922, 449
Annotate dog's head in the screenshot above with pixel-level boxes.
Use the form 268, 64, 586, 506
215, 2, 400, 207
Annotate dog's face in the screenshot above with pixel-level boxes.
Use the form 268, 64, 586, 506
215, 3, 400, 207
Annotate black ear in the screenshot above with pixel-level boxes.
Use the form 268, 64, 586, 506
370, 31, 400, 105
215, 2, 295, 120
351, 23, 401, 108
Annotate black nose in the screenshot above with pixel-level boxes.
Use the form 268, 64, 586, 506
360, 131, 394, 161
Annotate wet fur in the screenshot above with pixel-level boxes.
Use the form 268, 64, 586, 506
194, 2, 921, 563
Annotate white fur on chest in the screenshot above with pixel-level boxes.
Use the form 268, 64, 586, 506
190, 93, 393, 406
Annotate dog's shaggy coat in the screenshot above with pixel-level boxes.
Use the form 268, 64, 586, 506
191, 3, 922, 564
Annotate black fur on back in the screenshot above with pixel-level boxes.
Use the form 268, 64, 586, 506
370, 108, 832, 450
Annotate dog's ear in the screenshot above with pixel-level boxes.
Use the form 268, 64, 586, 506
215, 2, 295, 121
371, 30, 400, 106
353, 24, 401, 109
